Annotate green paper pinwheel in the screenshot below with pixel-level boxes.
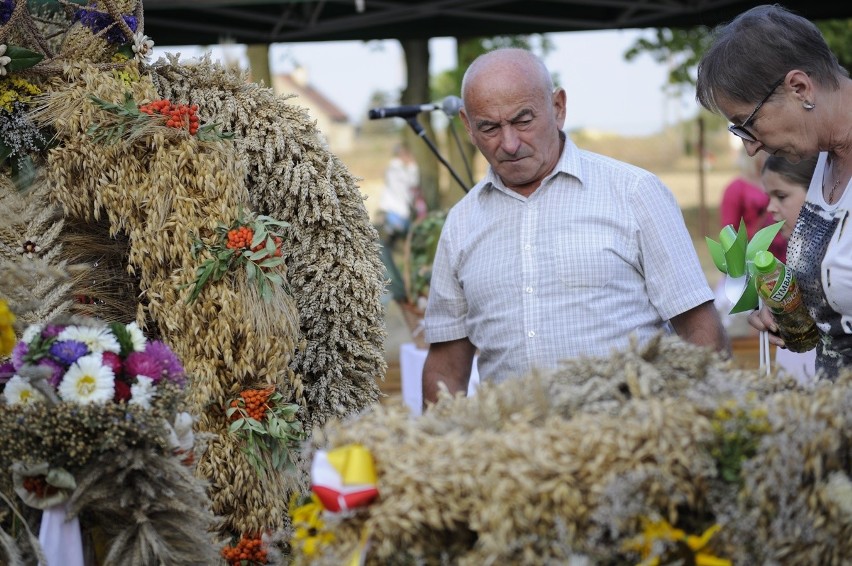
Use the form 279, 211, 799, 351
706, 219, 785, 314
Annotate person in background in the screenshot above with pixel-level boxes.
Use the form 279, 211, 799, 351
378, 142, 421, 247
720, 150, 787, 261
695, 4, 852, 380
376, 142, 421, 302
761, 155, 819, 383
422, 48, 729, 407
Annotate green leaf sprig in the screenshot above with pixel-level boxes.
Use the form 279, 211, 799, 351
86, 92, 234, 144
226, 388, 305, 476
187, 211, 290, 303
4, 45, 45, 72
404, 210, 446, 308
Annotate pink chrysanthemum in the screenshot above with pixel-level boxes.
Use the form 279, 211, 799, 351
125, 342, 185, 386
124, 350, 163, 383
145, 341, 185, 384
101, 351, 123, 377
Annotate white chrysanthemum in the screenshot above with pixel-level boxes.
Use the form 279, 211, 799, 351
131, 32, 154, 62
129, 375, 155, 409
0, 45, 10, 77
58, 354, 114, 404
58, 325, 120, 354
22, 323, 43, 343
4, 375, 46, 405
126, 322, 146, 352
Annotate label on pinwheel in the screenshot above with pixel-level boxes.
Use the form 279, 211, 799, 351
311, 444, 379, 513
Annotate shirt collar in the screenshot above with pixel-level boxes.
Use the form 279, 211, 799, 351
481, 131, 585, 195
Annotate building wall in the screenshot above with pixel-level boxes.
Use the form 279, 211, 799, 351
271, 74, 355, 154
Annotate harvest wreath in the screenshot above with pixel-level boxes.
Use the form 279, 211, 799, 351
0, 0, 387, 561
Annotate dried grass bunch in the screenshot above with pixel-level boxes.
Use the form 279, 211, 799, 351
306, 335, 852, 566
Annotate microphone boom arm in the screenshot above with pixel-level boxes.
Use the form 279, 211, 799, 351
405, 117, 469, 194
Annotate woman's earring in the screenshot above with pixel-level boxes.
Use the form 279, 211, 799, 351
803, 101, 815, 110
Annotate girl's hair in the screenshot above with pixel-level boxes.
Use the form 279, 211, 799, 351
761, 155, 819, 189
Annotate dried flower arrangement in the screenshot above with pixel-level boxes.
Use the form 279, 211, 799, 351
297, 335, 852, 566
0, 311, 219, 564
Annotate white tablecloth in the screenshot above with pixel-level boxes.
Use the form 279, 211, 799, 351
399, 342, 480, 415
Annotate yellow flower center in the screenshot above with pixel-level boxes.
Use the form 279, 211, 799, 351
77, 374, 97, 396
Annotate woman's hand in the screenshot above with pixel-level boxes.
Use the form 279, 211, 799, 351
747, 305, 786, 348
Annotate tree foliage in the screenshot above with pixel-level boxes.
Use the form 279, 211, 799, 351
625, 20, 852, 91
432, 34, 555, 102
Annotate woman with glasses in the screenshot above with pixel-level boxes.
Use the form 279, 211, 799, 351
695, 4, 852, 380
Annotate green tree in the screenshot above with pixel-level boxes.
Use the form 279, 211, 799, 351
624, 20, 852, 91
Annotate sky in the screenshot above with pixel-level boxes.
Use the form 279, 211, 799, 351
154, 29, 699, 137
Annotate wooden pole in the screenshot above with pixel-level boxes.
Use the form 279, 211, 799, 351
697, 116, 708, 237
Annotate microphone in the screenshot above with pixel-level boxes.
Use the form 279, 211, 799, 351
440, 95, 463, 117
368, 96, 463, 120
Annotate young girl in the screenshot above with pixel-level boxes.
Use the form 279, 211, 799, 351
761, 155, 819, 384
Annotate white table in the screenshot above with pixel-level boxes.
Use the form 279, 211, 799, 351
399, 342, 480, 415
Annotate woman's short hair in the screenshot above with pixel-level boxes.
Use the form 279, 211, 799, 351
696, 5, 847, 115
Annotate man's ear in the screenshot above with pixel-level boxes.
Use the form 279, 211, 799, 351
459, 108, 475, 143
553, 88, 567, 127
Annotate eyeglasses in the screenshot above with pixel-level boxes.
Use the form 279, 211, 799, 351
727, 78, 785, 142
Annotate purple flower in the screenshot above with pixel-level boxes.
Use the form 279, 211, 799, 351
0, 361, 14, 386
124, 350, 163, 383
11, 341, 27, 370
0, 0, 14, 25
145, 341, 185, 383
73, 4, 138, 44
124, 341, 186, 386
38, 358, 65, 387
41, 325, 64, 339
49, 340, 89, 365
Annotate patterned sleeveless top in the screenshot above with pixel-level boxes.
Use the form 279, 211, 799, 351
786, 152, 852, 380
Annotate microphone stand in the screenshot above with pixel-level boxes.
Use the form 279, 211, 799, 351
446, 118, 475, 187
405, 116, 469, 193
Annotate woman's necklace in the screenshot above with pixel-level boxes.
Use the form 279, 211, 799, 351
825, 155, 844, 204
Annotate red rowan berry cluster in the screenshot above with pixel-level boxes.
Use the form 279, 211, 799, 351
221, 533, 268, 565
139, 99, 200, 134
230, 386, 274, 421
226, 225, 254, 250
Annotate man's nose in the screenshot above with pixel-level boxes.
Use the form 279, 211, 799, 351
499, 126, 522, 154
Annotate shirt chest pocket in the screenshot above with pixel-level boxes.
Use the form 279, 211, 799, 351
550, 232, 623, 289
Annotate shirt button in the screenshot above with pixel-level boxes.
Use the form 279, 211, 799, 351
524, 244, 531, 250
528, 331, 535, 338
525, 286, 533, 293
